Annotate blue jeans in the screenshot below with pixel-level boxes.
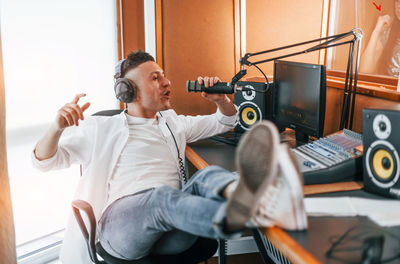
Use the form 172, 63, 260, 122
98, 165, 240, 260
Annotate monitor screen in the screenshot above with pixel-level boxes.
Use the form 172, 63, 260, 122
272, 60, 326, 143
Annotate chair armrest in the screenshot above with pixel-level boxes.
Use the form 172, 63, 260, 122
72, 200, 99, 263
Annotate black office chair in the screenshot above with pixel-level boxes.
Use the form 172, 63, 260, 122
72, 109, 218, 264
72, 200, 218, 264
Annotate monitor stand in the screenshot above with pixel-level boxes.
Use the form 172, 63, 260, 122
295, 131, 309, 146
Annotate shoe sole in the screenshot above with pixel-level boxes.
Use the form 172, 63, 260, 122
278, 144, 308, 230
226, 121, 280, 228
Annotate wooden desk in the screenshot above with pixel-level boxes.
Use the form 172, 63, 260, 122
185, 139, 366, 264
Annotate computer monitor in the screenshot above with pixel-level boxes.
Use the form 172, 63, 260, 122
272, 60, 326, 145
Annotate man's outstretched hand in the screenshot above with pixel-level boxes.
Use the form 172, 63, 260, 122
55, 93, 91, 130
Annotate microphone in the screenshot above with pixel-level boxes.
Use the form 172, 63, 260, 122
186, 80, 253, 94
186, 80, 234, 94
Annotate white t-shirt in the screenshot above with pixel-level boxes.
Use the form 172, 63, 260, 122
105, 114, 180, 208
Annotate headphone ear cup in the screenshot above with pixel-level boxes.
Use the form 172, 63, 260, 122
114, 78, 137, 103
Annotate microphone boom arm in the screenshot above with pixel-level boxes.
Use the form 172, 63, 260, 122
235, 28, 363, 130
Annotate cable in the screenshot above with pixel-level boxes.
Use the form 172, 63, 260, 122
253, 64, 269, 87
164, 122, 188, 184
158, 112, 188, 185
240, 64, 271, 93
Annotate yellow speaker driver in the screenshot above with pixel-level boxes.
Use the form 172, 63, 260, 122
372, 149, 394, 180
241, 107, 258, 126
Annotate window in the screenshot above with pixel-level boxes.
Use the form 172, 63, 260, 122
328, 0, 400, 80
1, 0, 118, 260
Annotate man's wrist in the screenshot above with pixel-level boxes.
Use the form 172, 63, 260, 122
215, 96, 231, 107
50, 123, 65, 136
216, 96, 237, 117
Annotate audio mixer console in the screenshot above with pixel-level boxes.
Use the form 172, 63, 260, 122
292, 129, 364, 184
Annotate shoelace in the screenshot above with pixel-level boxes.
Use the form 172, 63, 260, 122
250, 174, 283, 226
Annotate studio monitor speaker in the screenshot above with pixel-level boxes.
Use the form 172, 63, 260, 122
363, 107, 400, 199
234, 82, 272, 133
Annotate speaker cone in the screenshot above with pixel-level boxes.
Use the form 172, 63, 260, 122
366, 140, 400, 188
372, 149, 395, 181
238, 102, 262, 130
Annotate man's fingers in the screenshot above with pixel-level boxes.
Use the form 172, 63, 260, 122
197, 76, 220, 88
81, 102, 91, 114
56, 95, 89, 129
70, 95, 90, 120
208, 77, 215, 87
64, 104, 80, 121
59, 110, 73, 127
67, 103, 84, 120
203, 77, 210, 88
72, 93, 86, 104
79, 102, 91, 120
64, 106, 80, 126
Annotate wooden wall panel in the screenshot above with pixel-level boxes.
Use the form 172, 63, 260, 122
0, 33, 17, 264
162, 0, 236, 115
323, 85, 400, 135
348, 92, 400, 133
246, 0, 325, 78
324, 86, 343, 134
118, 0, 146, 109
120, 0, 145, 57
119, 1, 399, 133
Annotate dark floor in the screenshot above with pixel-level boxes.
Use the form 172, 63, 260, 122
48, 253, 266, 264
206, 253, 264, 264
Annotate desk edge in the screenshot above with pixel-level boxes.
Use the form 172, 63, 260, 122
185, 146, 322, 264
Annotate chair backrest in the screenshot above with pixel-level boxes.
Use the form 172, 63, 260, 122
72, 200, 102, 263
92, 109, 123, 116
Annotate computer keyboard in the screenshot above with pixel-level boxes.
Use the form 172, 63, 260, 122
210, 130, 290, 146
210, 131, 242, 146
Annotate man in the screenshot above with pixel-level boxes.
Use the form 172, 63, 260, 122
32, 50, 307, 263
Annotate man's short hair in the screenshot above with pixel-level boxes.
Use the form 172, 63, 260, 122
119, 50, 155, 78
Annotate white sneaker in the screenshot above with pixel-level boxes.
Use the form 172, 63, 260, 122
249, 144, 308, 230
226, 121, 280, 230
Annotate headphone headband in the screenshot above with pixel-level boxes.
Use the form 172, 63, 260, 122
114, 59, 126, 79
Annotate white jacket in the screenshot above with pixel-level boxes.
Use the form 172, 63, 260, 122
32, 109, 237, 264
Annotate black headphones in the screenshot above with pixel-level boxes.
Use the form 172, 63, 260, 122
114, 59, 137, 103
